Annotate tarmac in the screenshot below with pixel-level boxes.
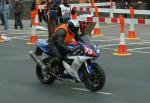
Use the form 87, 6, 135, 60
0, 19, 150, 103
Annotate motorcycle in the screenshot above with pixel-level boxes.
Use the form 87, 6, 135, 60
29, 36, 105, 91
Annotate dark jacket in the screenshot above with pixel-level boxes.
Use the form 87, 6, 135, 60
48, 28, 81, 55
13, 0, 24, 13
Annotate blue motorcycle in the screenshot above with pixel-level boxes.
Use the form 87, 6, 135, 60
29, 36, 105, 91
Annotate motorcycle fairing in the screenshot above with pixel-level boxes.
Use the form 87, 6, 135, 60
36, 39, 49, 53
63, 55, 94, 82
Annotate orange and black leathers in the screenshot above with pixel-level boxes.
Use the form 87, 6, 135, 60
48, 24, 80, 57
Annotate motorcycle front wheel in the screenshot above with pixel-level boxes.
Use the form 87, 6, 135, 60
83, 63, 105, 92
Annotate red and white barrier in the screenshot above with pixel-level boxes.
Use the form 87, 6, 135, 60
73, 7, 150, 16
76, 16, 150, 25
71, 2, 112, 7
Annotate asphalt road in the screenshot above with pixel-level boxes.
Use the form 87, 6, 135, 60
0, 22, 150, 103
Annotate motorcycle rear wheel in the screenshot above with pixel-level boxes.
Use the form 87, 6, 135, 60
36, 58, 56, 84
83, 63, 105, 92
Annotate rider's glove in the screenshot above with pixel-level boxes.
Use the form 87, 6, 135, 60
69, 46, 81, 55
69, 48, 76, 53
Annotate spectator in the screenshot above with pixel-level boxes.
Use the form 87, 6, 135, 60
47, 0, 60, 38
38, 0, 47, 24
13, 0, 24, 30
31, 0, 36, 11
0, 0, 5, 25
57, 0, 75, 24
120, 0, 138, 18
1, 0, 10, 31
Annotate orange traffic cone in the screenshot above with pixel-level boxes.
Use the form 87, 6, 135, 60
127, 23, 138, 40
0, 33, 4, 43
27, 26, 38, 45
27, 9, 38, 45
113, 33, 131, 56
127, 7, 138, 40
113, 15, 131, 56
92, 22, 103, 36
91, 7, 103, 36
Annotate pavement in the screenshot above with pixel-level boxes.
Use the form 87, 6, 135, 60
0, 19, 150, 103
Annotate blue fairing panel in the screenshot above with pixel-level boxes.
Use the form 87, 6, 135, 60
36, 39, 49, 53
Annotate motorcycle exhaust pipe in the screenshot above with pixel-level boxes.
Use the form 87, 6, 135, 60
29, 51, 58, 78
29, 51, 47, 70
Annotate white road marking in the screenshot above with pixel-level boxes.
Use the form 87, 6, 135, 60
12, 37, 29, 40
99, 24, 120, 28
11, 34, 48, 39
92, 39, 119, 42
101, 47, 150, 54
128, 47, 150, 51
138, 32, 150, 35
10, 31, 47, 35
11, 36, 30, 38
131, 50, 150, 54
100, 36, 119, 39
72, 87, 113, 95
100, 47, 115, 51
100, 42, 150, 47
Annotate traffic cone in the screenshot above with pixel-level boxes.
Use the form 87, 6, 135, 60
113, 32, 131, 56
91, 22, 103, 36
34, 4, 47, 31
106, 0, 116, 24
27, 10, 38, 45
27, 26, 38, 45
91, 7, 103, 36
113, 15, 131, 56
127, 23, 138, 40
0, 33, 5, 43
127, 7, 138, 40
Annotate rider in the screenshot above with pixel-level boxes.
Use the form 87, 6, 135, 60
48, 19, 81, 72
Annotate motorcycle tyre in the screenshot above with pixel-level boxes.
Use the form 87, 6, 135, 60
83, 63, 105, 92
36, 58, 56, 84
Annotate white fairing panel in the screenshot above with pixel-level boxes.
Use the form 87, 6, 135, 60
63, 61, 81, 82
63, 56, 93, 82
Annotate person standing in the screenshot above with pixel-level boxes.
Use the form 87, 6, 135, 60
57, 0, 71, 24
0, 0, 5, 25
57, 0, 76, 24
38, 0, 47, 24
120, 0, 138, 18
13, 0, 24, 30
46, 0, 60, 38
1, 0, 10, 31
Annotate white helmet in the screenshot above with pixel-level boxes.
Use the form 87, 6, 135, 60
67, 19, 80, 34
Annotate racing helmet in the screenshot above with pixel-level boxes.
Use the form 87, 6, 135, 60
67, 19, 80, 34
